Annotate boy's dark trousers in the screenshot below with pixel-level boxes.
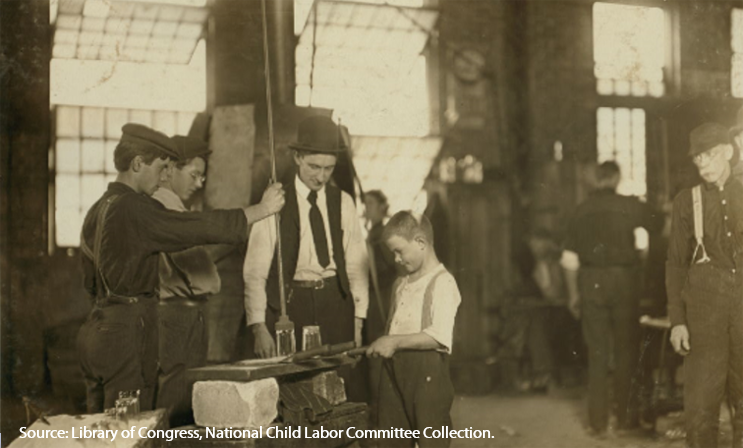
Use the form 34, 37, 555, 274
682, 264, 743, 448
377, 351, 454, 448
155, 298, 208, 427
77, 299, 158, 413
579, 266, 640, 433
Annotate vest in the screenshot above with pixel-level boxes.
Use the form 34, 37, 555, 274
266, 182, 351, 311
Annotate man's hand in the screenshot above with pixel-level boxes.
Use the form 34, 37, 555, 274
366, 335, 398, 359
252, 323, 277, 358
354, 317, 363, 347
670, 324, 690, 356
261, 183, 285, 215
568, 294, 581, 320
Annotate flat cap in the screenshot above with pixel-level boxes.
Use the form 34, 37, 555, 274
120, 123, 179, 159
172, 135, 211, 161
689, 122, 730, 157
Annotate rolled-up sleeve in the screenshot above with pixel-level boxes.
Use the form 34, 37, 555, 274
243, 216, 277, 326
341, 193, 369, 319
422, 274, 461, 353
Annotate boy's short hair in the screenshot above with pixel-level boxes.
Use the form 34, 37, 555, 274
382, 211, 434, 244
113, 141, 170, 172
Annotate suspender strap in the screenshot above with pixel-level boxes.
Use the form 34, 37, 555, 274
383, 267, 449, 335
691, 185, 710, 265
421, 269, 448, 329
80, 194, 120, 298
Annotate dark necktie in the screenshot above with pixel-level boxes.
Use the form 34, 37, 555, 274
307, 190, 330, 268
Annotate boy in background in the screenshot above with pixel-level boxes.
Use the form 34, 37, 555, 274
366, 211, 461, 448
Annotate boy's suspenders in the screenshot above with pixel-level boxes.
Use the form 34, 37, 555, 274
691, 185, 711, 265
384, 268, 448, 334
80, 195, 120, 300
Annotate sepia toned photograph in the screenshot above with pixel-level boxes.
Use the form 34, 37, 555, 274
1, 0, 742, 447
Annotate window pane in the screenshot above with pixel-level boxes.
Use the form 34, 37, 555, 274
56, 138, 81, 173
81, 174, 107, 211
82, 107, 105, 138
57, 106, 80, 137
81, 139, 105, 172
55, 174, 82, 247
153, 110, 177, 136
596, 107, 647, 197
130, 109, 152, 127
106, 108, 129, 139
593, 2, 665, 97
105, 140, 118, 173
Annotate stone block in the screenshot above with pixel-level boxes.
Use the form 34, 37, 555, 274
310, 371, 346, 406
193, 379, 279, 429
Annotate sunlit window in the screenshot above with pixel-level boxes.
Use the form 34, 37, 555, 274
732, 8, 743, 98
50, 0, 208, 248
597, 107, 647, 198
294, 0, 437, 137
593, 3, 665, 97
53, 106, 197, 247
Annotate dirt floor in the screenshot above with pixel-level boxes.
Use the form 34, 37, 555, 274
449, 387, 732, 448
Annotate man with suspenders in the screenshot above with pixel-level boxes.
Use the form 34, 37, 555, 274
666, 123, 743, 448
77, 124, 285, 413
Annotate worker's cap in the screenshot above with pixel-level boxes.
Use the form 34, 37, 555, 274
120, 123, 179, 159
288, 115, 347, 154
172, 135, 211, 162
689, 122, 731, 157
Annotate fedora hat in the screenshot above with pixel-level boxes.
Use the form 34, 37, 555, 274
288, 115, 346, 153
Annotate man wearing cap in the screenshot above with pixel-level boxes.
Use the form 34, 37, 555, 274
151, 135, 220, 426
666, 123, 743, 448
560, 161, 662, 437
77, 124, 285, 413
243, 115, 369, 394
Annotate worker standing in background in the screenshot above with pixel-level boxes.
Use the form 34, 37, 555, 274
666, 123, 743, 448
561, 161, 663, 437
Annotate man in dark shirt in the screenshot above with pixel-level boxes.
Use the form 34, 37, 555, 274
561, 161, 662, 436
666, 123, 743, 448
77, 124, 284, 413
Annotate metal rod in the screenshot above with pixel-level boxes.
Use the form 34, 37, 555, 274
260, 0, 288, 319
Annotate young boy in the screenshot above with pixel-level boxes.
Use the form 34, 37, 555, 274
366, 211, 461, 448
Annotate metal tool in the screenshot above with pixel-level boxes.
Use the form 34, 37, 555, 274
283, 341, 361, 363
260, 0, 295, 356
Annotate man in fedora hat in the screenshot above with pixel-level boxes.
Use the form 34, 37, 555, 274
78, 124, 285, 413
243, 115, 369, 395
666, 123, 743, 448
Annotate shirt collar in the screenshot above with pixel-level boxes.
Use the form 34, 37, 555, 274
108, 181, 136, 194
295, 175, 325, 201
151, 187, 188, 212
703, 171, 735, 191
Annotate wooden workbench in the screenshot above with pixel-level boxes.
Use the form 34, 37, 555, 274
185, 355, 357, 383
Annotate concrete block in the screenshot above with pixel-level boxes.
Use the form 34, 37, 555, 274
311, 371, 346, 406
193, 379, 279, 429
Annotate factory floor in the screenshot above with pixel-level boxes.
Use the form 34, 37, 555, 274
449, 386, 708, 448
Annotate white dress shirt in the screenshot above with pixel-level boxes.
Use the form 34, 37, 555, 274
387, 264, 461, 353
243, 176, 369, 325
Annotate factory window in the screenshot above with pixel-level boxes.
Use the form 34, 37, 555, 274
53, 106, 198, 247
293, 0, 438, 137
596, 107, 647, 198
732, 8, 743, 98
593, 3, 665, 97
50, 0, 208, 248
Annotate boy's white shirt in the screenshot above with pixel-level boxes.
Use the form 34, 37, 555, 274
387, 263, 461, 353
